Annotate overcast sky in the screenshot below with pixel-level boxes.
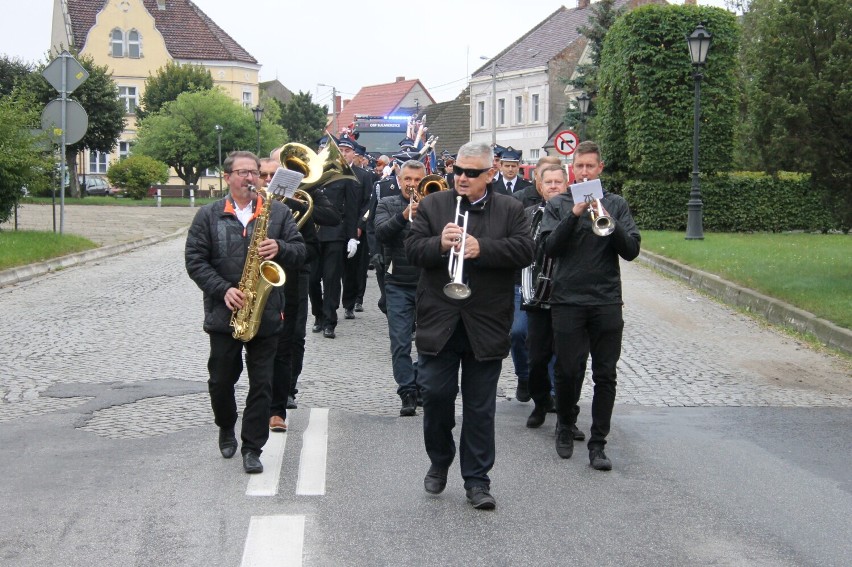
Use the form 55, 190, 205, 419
1, 0, 729, 107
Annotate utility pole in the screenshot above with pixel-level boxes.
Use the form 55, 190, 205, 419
491, 59, 497, 146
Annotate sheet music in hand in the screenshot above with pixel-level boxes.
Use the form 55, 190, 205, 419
267, 167, 305, 199
570, 178, 604, 204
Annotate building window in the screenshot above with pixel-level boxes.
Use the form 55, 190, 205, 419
127, 30, 141, 58
111, 29, 124, 57
529, 149, 540, 160
119, 86, 137, 114
532, 94, 540, 122
118, 141, 131, 160
242, 91, 253, 108
498, 98, 505, 126
89, 151, 108, 174
204, 168, 219, 177
477, 101, 485, 128
515, 96, 523, 123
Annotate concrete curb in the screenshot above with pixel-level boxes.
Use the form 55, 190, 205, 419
0, 226, 189, 288
637, 250, 852, 356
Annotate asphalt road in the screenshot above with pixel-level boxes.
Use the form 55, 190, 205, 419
1, 205, 850, 566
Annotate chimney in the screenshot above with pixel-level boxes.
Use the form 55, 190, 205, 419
157, 0, 166, 9
396, 76, 405, 82
578, 0, 590, 8
683, 0, 697, 4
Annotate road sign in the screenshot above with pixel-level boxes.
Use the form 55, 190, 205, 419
42, 51, 89, 95
41, 98, 89, 145
554, 130, 580, 156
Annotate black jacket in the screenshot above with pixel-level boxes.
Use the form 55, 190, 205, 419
493, 175, 532, 196
316, 177, 361, 243
185, 195, 307, 337
375, 193, 419, 287
405, 188, 534, 360
513, 185, 542, 209
541, 191, 640, 306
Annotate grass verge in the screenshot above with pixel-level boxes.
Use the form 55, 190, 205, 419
21, 196, 218, 207
641, 231, 851, 330
0, 231, 98, 271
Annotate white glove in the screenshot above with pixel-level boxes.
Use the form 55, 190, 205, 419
346, 238, 359, 259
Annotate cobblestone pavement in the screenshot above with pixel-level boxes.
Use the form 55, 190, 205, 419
1, 227, 849, 440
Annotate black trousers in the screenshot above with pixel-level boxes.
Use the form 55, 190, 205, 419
271, 271, 309, 418
342, 232, 368, 309
527, 308, 583, 418
309, 240, 344, 329
418, 321, 502, 489
551, 304, 623, 449
207, 331, 277, 456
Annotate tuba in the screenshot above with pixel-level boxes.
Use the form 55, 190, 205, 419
521, 205, 553, 310
271, 136, 356, 229
413, 174, 448, 202
230, 185, 286, 342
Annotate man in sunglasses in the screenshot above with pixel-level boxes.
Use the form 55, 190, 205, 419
405, 141, 534, 510
185, 151, 306, 474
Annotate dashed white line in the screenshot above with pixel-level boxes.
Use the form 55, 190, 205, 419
240, 514, 305, 567
296, 408, 329, 495
246, 428, 287, 496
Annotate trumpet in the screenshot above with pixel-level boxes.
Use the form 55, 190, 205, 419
444, 196, 471, 300
413, 174, 448, 202
585, 194, 615, 236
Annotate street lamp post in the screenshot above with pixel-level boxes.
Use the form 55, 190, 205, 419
318, 83, 338, 135
685, 23, 712, 240
252, 105, 264, 155
577, 92, 591, 141
214, 124, 223, 195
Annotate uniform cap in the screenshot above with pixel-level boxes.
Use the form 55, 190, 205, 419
500, 147, 522, 162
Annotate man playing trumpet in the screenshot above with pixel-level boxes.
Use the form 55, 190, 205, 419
540, 141, 640, 470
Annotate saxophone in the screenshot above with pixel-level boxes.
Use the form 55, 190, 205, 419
230, 186, 286, 342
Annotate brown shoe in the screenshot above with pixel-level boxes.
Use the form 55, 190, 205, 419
269, 415, 288, 432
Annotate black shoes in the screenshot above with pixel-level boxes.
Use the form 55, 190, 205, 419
589, 447, 612, 471
515, 381, 531, 402
218, 427, 237, 459
400, 392, 417, 417
465, 486, 496, 510
526, 396, 553, 428
572, 425, 586, 441
323, 327, 336, 339
286, 395, 298, 409
423, 465, 448, 494
555, 425, 574, 459
344, 308, 355, 319
354, 303, 364, 312
243, 452, 263, 474
311, 318, 322, 333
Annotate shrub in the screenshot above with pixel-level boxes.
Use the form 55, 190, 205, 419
107, 155, 169, 200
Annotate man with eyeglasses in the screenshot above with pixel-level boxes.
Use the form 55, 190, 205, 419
405, 141, 534, 510
185, 151, 306, 474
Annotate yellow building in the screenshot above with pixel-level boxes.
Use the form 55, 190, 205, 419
51, 0, 260, 188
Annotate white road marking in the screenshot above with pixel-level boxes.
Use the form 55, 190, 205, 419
296, 408, 329, 495
246, 428, 287, 496
240, 514, 305, 567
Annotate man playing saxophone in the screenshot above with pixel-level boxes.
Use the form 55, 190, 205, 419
185, 151, 306, 474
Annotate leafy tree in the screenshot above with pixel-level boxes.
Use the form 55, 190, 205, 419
132, 89, 286, 185
278, 91, 328, 146
21, 52, 125, 197
597, 5, 740, 180
0, 94, 52, 223
106, 154, 169, 200
740, 0, 851, 226
569, 0, 626, 96
0, 55, 33, 98
137, 62, 214, 120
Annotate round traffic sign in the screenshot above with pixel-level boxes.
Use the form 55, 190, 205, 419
40, 98, 89, 145
554, 130, 580, 156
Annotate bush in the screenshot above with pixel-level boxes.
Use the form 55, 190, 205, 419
107, 155, 169, 200
622, 172, 846, 233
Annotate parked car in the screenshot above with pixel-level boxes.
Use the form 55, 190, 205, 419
79, 176, 118, 196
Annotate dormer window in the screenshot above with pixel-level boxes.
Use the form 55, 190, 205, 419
110, 28, 142, 59
111, 29, 124, 57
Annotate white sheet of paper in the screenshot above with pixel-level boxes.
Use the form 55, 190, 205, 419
570, 178, 604, 204
267, 167, 304, 199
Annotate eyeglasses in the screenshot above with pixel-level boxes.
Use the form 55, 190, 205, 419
452, 165, 491, 178
229, 169, 260, 178
258, 172, 274, 179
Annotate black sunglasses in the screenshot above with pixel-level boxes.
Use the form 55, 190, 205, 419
452, 164, 491, 178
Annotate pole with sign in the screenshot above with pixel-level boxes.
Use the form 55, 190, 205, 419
554, 130, 580, 157
40, 51, 89, 234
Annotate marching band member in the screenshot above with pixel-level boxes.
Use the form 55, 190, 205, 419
540, 141, 640, 470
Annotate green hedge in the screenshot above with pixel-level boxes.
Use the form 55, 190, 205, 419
621, 172, 846, 232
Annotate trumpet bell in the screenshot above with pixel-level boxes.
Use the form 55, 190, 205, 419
443, 282, 471, 300
593, 217, 615, 237
415, 174, 449, 200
